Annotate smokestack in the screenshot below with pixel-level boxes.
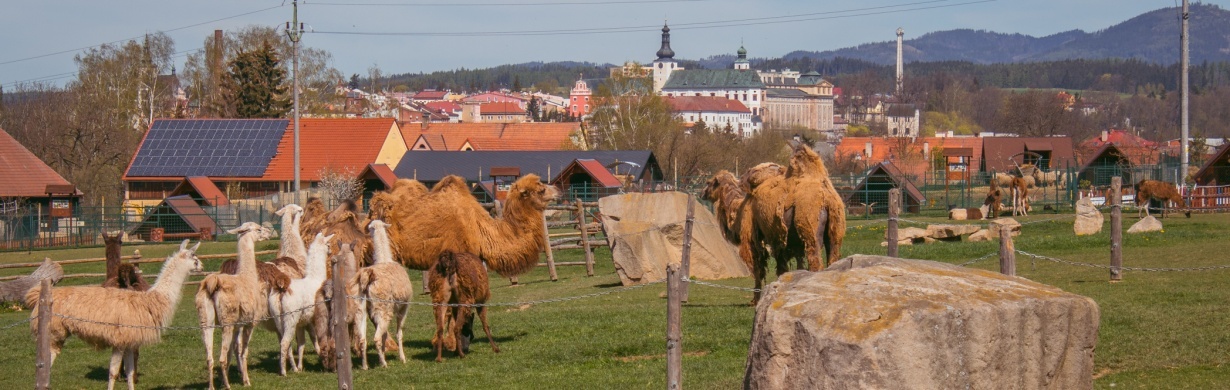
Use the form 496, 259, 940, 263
421, 111, 430, 130
212, 30, 223, 75
896, 27, 904, 97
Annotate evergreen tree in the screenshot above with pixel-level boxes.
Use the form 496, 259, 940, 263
692, 118, 708, 133
526, 97, 541, 122
513, 75, 522, 92
220, 41, 291, 118
348, 73, 360, 89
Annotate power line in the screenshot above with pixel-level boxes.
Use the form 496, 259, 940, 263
3, 48, 204, 89
312, 0, 993, 37
307, 0, 715, 5
0, 4, 283, 67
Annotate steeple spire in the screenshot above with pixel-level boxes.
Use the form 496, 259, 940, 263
656, 21, 675, 60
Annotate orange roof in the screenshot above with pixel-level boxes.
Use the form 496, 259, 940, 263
480, 101, 526, 115
665, 96, 749, 113
834, 136, 985, 178
401, 123, 580, 151
0, 127, 77, 197
361, 163, 398, 188
170, 177, 230, 206
262, 118, 398, 182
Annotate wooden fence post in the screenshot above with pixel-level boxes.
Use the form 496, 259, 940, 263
665, 263, 682, 390
1110, 176, 1123, 282
999, 225, 1016, 276
423, 272, 431, 294
680, 194, 695, 303
331, 259, 354, 389
576, 199, 595, 277
35, 278, 52, 390
887, 189, 901, 258
543, 213, 558, 282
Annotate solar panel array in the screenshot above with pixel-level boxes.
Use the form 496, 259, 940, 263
127, 119, 289, 177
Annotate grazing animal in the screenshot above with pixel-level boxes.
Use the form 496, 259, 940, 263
100, 232, 149, 383
366, 174, 559, 276
985, 178, 1005, 219
1134, 180, 1191, 218
0, 258, 63, 305
701, 170, 763, 276
783, 145, 847, 270
1010, 177, 1031, 217
354, 220, 413, 368
738, 163, 805, 303
26, 240, 202, 390
1032, 169, 1064, 188
846, 202, 876, 217
311, 242, 363, 372
269, 232, 333, 375
429, 251, 498, 362
195, 222, 273, 390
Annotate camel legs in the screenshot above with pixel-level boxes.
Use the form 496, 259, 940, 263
806, 208, 828, 270
478, 305, 499, 353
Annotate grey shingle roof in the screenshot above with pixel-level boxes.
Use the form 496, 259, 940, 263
765, 88, 810, 98
392, 151, 661, 183
661, 69, 765, 90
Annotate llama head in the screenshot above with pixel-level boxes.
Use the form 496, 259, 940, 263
275, 203, 304, 217
177, 239, 204, 272
103, 231, 122, 246
367, 219, 389, 234
309, 232, 335, 258
509, 174, 559, 210
228, 222, 273, 241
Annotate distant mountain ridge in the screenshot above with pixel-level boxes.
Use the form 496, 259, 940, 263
696, 4, 1230, 67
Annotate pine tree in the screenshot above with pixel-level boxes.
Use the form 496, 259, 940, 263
513, 76, 522, 92
348, 73, 360, 89
526, 97, 541, 122
220, 41, 291, 118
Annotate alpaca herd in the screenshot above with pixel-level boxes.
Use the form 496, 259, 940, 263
18, 174, 542, 388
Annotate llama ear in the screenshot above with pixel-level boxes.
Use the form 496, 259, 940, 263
180, 239, 191, 251
190, 241, 201, 253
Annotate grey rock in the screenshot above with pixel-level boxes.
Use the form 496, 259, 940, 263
1073, 198, 1104, 236
1127, 215, 1163, 233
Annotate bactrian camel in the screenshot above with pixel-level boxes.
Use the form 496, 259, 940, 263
783, 145, 846, 270
269, 232, 333, 376
196, 222, 272, 390
355, 219, 412, 368
701, 170, 773, 304
26, 240, 202, 390
366, 174, 559, 276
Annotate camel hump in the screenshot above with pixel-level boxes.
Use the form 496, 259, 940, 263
433, 175, 470, 193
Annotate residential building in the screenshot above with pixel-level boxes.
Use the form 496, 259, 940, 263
0, 127, 81, 218
401, 122, 583, 151
391, 150, 661, 190
477, 102, 529, 123
665, 96, 757, 136
568, 78, 595, 118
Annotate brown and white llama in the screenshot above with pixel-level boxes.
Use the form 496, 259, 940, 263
1010, 176, 1031, 216
268, 232, 333, 375
219, 204, 304, 283
984, 177, 1005, 219
1134, 179, 1191, 218
355, 219, 412, 368
195, 222, 272, 390
429, 251, 498, 362
26, 240, 202, 390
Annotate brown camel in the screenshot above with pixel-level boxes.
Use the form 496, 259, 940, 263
701, 170, 771, 304
429, 251, 498, 362
783, 145, 846, 270
300, 199, 373, 268
1134, 180, 1191, 218
366, 174, 559, 276
741, 162, 802, 274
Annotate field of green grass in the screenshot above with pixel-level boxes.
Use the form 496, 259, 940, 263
2, 212, 1229, 389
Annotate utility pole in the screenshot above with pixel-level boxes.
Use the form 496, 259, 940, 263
1181, 0, 1190, 185
286, 0, 304, 202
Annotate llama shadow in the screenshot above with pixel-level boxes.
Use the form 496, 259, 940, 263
592, 282, 624, 288
405, 331, 526, 362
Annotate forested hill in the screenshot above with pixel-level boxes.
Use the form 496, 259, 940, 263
723, 3, 1230, 66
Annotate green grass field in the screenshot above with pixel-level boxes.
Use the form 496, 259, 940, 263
2, 212, 1229, 389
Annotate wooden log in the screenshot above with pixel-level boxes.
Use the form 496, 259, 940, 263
888, 188, 901, 258
665, 263, 682, 390
578, 198, 595, 277
1110, 176, 1123, 282
35, 278, 52, 390
546, 221, 580, 228
999, 225, 1016, 276
332, 257, 355, 389
542, 213, 557, 281
548, 232, 583, 238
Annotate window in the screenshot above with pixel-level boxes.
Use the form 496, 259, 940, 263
572, 105, 578, 111
710, 93, 716, 97
572, 97, 576, 102
753, 93, 758, 101
658, 63, 663, 69
584, 104, 589, 110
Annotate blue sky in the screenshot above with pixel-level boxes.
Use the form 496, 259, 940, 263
1, 0, 1224, 88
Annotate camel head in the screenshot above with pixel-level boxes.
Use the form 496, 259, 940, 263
787, 144, 830, 178
702, 170, 738, 202
275, 203, 304, 218
228, 221, 273, 241
508, 174, 559, 210
177, 239, 205, 272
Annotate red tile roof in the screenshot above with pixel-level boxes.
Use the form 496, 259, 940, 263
665, 96, 749, 113
262, 118, 398, 182
1078, 129, 1159, 166
413, 90, 448, 100
480, 101, 526, 115
362, 163, 398, 188
0, 127, 76, 197
573, 159, 624, 187
424, 101, 461, 113
400, 123, 580, 151
834, 136, 983, 178
170, 177, 230, 206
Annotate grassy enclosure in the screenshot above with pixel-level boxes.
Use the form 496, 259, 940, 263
1, 212, 1229, 389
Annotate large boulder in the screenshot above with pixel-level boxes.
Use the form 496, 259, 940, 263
988, 217, 1021, 237
968, 229, 992, 242
598, 192, 750, 285
880, 227, 927, 247
745, 255, 1099, 390
925, 224, 980, 240
1128, 215, 1163, 233
1073, 198, 1104, 236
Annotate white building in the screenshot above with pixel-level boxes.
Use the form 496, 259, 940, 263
665, 96, 757, 137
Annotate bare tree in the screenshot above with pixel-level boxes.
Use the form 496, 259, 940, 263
318, 166, 363, 206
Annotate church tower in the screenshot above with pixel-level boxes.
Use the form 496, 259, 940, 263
733, 45, 749, 70
652, 22, 678, 93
